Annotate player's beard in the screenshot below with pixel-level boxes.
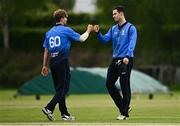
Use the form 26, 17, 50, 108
114, 17, 122, 24
114, 18, 119, 23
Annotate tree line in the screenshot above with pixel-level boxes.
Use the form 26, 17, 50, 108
0, 0, 180, 88
0, 0, 180, 65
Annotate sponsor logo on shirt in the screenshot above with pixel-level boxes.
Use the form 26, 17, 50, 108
121, 30, 125, 36
114, 32, 118, 35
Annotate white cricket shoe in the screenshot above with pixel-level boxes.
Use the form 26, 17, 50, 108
42, 107, 55, 121
116, 115, 128, 120
62, 114, 75, 121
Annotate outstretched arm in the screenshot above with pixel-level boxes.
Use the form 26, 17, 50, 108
66, 24, 93, 42
79, 24, 94, 42
94, 25, 111, 44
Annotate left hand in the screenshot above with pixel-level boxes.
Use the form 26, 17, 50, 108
123, 57, 129, 65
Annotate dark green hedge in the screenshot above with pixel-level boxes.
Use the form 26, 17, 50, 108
1, 25, 180, 88
0, 26, 111, 52
17, 13, 99, 27
1, 24, 180, 66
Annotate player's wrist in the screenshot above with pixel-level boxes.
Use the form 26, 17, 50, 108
96, 31, 100, 34
43, 66, 48, 68
86, 30, 91, 34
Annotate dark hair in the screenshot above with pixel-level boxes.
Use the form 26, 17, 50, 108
113, 5, 125, 13
53, 9, 68, 23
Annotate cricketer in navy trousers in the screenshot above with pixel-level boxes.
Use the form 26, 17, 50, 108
41, 9, 93, 121
94, 5, 137, 120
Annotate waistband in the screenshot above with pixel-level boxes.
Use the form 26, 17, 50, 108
112, 57, 133, 62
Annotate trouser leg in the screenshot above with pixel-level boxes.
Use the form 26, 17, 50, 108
46, 59, 70, 115
106, 61, 123, 113
58, 95, 70, 116
119, 58, 133, 117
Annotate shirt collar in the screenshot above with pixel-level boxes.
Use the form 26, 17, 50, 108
118, 22, 128, 30
55, 23, 63, 26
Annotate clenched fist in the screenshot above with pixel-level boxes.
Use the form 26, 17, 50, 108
87, 24, 94, 33
41, 66, 49, 76
94, 25, 99, 33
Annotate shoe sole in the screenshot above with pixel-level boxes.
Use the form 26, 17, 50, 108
116, 117, 127, 120
62, 118, 75, 121
42, 108, 55, 121
62, 117, 75, 121
62, 115, 75, 121
128, 108, 132, 113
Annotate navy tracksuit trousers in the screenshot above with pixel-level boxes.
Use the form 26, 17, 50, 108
46, 59, 70, 116
106, 57, 133, 117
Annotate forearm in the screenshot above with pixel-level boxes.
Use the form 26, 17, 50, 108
79, 31, 90, 42
42, 48, 49, 67
97, 32, 110, 44
126, 26, 137, 56
126, 36, 137, 56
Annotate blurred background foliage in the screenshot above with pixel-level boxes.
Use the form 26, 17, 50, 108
0, 0, 180, 88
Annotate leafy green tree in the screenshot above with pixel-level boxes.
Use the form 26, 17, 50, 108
96, 0, 123, 23
96, 0, 180, 65
53, 0, 75, 10
0, 0, 76, 49
0, 0, 48, 49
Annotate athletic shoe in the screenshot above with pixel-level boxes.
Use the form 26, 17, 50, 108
116, 115, 128, 120
61, 114, 75, 121
42, 107, 55, 121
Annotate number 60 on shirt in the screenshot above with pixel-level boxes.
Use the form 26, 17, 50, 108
49, 36, 61, 48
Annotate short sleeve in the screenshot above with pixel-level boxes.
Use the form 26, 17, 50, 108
43, 35, 48, 48
65, 27, 81, 42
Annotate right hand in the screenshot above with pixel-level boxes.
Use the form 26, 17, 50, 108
123, 57, 129, 65
41, 66, 49, 76
94, 25, 99, 33
87, 24, 94, 33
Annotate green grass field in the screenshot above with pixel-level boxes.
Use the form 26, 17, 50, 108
0, 90, 180, 125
